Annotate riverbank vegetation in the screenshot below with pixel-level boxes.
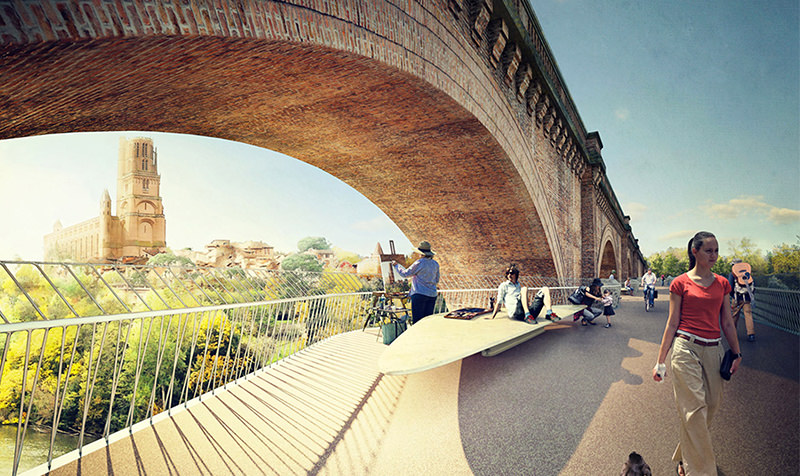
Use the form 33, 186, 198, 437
0, 262, 377, 440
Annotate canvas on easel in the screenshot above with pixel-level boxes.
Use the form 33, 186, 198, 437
379, 240, 405, 287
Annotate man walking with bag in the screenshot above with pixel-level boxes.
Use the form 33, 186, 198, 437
728, 259, 756, 342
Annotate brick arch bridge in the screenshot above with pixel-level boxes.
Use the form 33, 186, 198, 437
0, 0, 645, 279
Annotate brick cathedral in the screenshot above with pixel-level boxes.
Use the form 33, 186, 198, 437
43, 137, 167, 263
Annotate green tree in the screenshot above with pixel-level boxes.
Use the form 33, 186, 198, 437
711, 259, 729, 275
663, 254, 686, 276
297, 237, 331, 252
281, 254, 323, 273
333, 247, 361, 265
648, 255, 664, 276
727, 238, 768, 274
769, 243, 800, 274
147, 251, 195, 267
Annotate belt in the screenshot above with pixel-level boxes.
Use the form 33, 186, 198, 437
676, 333, 720, 346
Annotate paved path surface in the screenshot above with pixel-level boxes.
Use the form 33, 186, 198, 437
45, 287, 799, 475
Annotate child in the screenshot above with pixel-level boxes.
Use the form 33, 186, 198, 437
602, 289, 615, 328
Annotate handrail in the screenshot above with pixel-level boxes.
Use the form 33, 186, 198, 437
3, 260, 796, 474
751, 288, 800, 335
0, 260, 381, 322
0, 291, 372, 475
3, 279, 580, 474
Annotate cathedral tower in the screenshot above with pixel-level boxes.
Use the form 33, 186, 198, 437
44, 137, 167, 263
116, 137, 166, 259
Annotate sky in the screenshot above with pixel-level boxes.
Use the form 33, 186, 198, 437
0, 0, 798, 262
0, 132, 407, 259
530, 0, 799, 256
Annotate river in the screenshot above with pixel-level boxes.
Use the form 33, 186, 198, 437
0, 426, 81, 475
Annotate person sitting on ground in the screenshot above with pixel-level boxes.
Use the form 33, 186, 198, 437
488, 264, 558, 323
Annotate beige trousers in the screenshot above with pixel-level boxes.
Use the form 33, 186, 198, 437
731, 300, 755, 335
670, 336, 724, 476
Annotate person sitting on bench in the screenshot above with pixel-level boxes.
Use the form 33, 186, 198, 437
622, 277, 634, 294
488, 264, 559, 323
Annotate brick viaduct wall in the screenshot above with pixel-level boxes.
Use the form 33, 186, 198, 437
0, 0, 645, 279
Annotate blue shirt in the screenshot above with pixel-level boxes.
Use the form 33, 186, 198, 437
496, 280, 522, 318
393, 258, 439, 297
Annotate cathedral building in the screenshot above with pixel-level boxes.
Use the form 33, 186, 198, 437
43, 137, 167, 263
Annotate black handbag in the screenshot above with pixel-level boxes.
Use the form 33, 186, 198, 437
568, 287, 585, 305
720, 349, 736, 380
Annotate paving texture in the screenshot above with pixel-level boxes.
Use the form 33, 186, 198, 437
44, 288, 799, 475
458, 290, 799, 475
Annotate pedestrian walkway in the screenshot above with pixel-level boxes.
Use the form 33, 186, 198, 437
44, 288, 799, 475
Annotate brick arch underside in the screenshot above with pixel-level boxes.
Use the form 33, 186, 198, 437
0, 37, 556, 276
599, 240, 616, 279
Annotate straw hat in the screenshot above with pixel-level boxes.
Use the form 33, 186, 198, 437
417, 241, 435, 256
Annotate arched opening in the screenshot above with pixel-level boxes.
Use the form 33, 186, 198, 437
139, 219, 153, 242
598, 240, 617, 279
0, 36, 557, 276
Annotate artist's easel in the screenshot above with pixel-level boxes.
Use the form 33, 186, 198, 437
362, 240, 410, 339
378, 240, 405, 287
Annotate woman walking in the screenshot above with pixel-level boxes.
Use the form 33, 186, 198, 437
652, 231, 742, 476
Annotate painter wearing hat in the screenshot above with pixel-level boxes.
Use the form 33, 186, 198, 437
391, 241, 440, 324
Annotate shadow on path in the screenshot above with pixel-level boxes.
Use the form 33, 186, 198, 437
458, 290, 799, 475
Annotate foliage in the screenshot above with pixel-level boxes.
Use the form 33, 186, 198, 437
0, 311, 257, 435
281, 254, 323, 273
766, 275, 789, 290
332, 247, 362, 265
768, 242, 800, 274
297, 236, 331, 252
147, 251, 195, 267
0, 261, 376, 438
755, 273, 799, 290
645, 238, 800, 289
710, 259, 729, 275
385, 280, 410, 293
726, 238, 768, 275
645, 247, 688, 277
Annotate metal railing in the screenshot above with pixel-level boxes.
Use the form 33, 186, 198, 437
0, 292, 371, 475
3, 258, 794, 475
0, 260, 379, 324
0, 262, 589, 475
0, 260, 384, 475
751, 288, 800, 335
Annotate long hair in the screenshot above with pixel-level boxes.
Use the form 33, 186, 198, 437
687, 231, 716, 270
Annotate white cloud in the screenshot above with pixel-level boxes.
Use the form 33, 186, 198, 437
768, 207, 800, 224
623, 201, 647, 221
660, 229, 697, 242
614, 108, 630, 120
704, 195, 798, 224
